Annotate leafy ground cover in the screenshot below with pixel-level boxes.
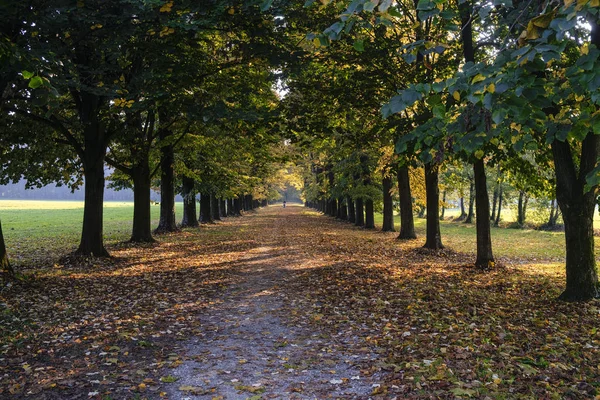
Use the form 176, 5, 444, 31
1, 204, 599, 399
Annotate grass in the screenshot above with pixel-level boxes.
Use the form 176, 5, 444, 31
0, 200, 184, 266
373, 208, 590, 262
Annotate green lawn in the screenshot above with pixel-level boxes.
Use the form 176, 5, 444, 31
373, 211, 580, 262
0, 200, 183, 266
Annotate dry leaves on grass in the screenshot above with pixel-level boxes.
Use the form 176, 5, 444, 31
0, 226, 259, 399
282, 212, 600, 399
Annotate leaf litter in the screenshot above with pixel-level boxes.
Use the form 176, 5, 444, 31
1, 205, 599, 399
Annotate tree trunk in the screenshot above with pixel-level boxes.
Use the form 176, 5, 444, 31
423, 162, 443, 249
181, 176, 198, 228
397, 165, 417, 239
440, 190, 447, 220
200, 193, 213, 223
474, 159, 494, 268
155, 130, 177, 233
465, 179, 475, 223
235, 196, 243, 215
382, 174, 395, 232
227, 198, 235, 216
552, 134, 599, 301
490, 186, 498, 222
329, 198, 337, 217
517, 191, 525, 226
130, 164, 155, 242
347, 196, 356, 223
355, 198, 365, 226
340, 200, 348, 220
76, 143, 109, 256
0, 220, 13, 278
494, 187, 503, 227
365, 199, 375, 229
220, 199, 227, 217
211, 194, 221, 221
459, 197, 467, 220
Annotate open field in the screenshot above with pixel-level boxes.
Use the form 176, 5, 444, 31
0, 200, 183, 267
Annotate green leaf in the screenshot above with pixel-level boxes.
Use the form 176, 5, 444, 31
28, 76, 44, 89
22, 70, 34, 79
260, 0, 273, 11
416, 0, 435, 10
363, 1, 378, 12
353, 39, 365, 52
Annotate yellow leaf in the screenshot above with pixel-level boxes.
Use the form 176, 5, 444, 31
531, 12, 555, 28
64, 32, 71, 38
474, 150, 484, 159
590, 0, 599, 6
582, 43, 589, 55
564, 0, 575, 6
160, 1, 173, 12
471, 74, 486, 84
313, 37, 321, 47
97, 82, 104, 87
525, 22, 540, 40
412, 21, 420, 29
228, 7, 235, 14
486, 83, 495, 93
453, 91, 460, 101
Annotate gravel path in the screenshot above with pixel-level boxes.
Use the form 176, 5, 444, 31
164, 206, 383, 399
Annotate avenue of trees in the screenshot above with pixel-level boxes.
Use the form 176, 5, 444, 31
1, 0, 600, 301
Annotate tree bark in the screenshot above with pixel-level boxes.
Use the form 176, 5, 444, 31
397, 165, 417, 239
517, 190, 526, 227
76, 138, 109, 256
382, 174, 395, 232
200, 193, 213, 223
465, 179, 475, 223
440, 190, 447, 220
339, 200, 348, 220
227, 198, 235, 216
355, 198, 365, 226
474, 159, 494, 268
494, 187, 503, 227
155, 129, 177, 233
552, 135, 599, 301
423, 162, 443, 249
220, 199, 227, 217
130, 163, 155, 242
235, 196, 243, 215
211, 194, 221, 221
181, 176, 198, 228
0, 220, 13, 278
490, 186, 498, 222
365, 199, 375, 229
347, 196, 356, 223
459, 197, 467, 220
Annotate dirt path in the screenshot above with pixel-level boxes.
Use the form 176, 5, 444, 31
164, 205, 383, 399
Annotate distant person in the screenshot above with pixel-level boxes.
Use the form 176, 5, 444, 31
283, 201, 286, 208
